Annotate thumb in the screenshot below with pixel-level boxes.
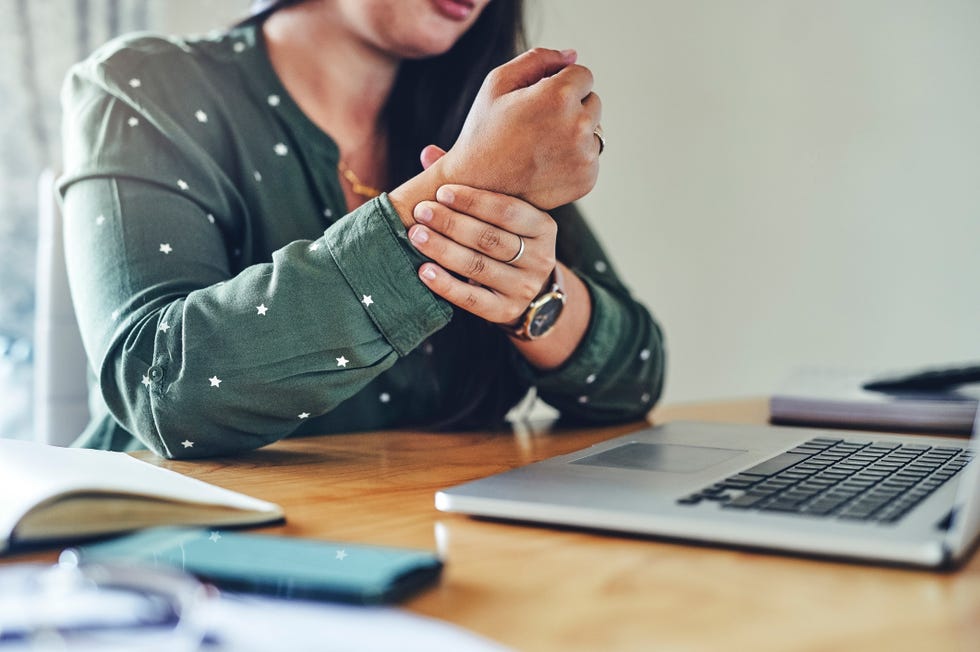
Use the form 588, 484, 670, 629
491, 47, 577, 92
420, 144, 447, 170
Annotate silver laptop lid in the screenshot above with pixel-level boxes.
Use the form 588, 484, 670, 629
945, 407, 980, 557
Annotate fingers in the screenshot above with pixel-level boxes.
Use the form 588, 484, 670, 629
418, 263, 516, 323
419, 144, 447, 171
490, 47, 577, 92
410, 223, 524, 290
432, 184, 553, 237
547, 63, 595, 102
414, 200, 524, 263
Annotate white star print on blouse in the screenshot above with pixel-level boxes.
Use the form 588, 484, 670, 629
127, 117, 138, 127
159, 323, 170, 332
195, 110, 208, 123
379, 393, 391, 404
594, 260, 608, 273
110, 309, 120, 320
274, 143, 288, 156
95, 215, 106, 226
256, 304, 268, 316
585, 374, 596, 384
159, 243, 172, 254
267, 94, 280, 106
323, 208, 333, 218
128, 78, 141, 88
578, 395, 589, 404
207, 214, 215, 224
177, 179, 189, 191
308, 242, 320, 251
181, 440, 194, 448
253, 171, 262, 182
142, 375, 151, 387
233, 41, 246, 53
209, 375, 222, 387
298, 412, 310, 419
639, 349, 651, 361
641, 393, 651, 403
361, 295, 374, 308
336, 356, 349, 368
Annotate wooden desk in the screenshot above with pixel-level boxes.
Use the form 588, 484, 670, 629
8, 399, 980, 650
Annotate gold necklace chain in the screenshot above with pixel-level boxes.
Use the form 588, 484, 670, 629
337, 160, 382, 199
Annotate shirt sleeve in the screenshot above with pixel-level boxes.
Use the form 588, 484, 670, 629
58, 48, 452, 459
519, 202, 666, 424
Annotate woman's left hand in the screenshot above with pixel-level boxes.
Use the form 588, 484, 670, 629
408, 184, 557, 326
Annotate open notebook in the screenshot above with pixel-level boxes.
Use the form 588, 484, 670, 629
0, 440, 284, 554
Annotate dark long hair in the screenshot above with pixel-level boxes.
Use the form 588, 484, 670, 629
249, 0, 526, 185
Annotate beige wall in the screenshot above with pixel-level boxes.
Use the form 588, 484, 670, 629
167, 1, 980, 403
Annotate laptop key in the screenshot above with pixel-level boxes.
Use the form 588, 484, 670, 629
740, 452, 813, 477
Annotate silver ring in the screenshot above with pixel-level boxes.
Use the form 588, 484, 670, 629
505, 236, 525, 265
593, 124, 605, 155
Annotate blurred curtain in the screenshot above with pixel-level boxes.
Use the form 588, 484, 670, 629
0, 1, 154, 439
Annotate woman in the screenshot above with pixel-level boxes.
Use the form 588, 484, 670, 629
58, 0, 665, 458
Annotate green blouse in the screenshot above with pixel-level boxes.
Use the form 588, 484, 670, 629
58, 21, 666, 458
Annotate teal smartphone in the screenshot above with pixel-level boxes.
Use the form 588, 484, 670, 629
67, 527, 443, 605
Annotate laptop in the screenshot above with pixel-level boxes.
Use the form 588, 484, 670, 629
436, 411, 979, 569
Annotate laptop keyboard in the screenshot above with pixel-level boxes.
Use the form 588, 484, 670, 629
677, 438, 974, 523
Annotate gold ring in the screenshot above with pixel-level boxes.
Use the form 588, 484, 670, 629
593, 124, 605, 155
505, 236, 526, 265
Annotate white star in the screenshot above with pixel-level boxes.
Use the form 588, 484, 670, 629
256, 304, 268, 316
110, 309, 120, 320
253, 170, 262, 182
207, 213, 215, 224
209, 375, 222, 388
335, 550, 348, 560
128, 78, 141, 88
142, 375, 151, 387
323, 208, 333, 218
127, 116, 139, 127
595, 260, 608, 273
577, 395, 589, 404
639, 349, 651, 361
159, 323, 170, 332
298, 412, 310, 419
209, 531, 221, 542
181, 439, 194, 448
379, 392, 391, 404
177, 179, 189, 190
336, 356, 349, 368
233, 41, 246, 53
361, 295, 374, 308
308, 242, 320, 251
586, 374, 596, 384
641, 392, 651, 403
267, 94, 280, 106
159, 243, 173, 254
273, 142, 288, 156
95, 214, 106, 226
422, 341, 434, 355
195, 109, 208, 123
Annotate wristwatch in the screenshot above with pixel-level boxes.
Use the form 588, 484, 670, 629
507, 265, 567, 341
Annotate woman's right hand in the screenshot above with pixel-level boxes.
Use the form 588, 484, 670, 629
437, 48, 603, 210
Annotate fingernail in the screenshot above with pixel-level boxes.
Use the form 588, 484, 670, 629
560, 48, 577, 61
436, 186, 454, 204
420, 265, 437, 281
415, 204, 433, 223
410, 225, 429, 245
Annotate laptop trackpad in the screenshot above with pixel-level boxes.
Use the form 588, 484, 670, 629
572, 443, 746, 474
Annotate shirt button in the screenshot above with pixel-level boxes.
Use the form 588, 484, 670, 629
148, 366, 164, 381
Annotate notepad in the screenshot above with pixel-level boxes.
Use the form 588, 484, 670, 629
769, 367, 979, 434
0, 440, 284, 554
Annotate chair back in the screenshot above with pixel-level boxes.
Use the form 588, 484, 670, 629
33, 169, 90, 446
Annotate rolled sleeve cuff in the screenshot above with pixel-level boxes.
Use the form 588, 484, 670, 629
523, 274, 619, 391
326, 193, 452, 356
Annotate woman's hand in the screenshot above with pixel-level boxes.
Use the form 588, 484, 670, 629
408, 184, 557, 326
434, 48, 603, 210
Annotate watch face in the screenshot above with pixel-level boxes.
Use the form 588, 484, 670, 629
527, 294, 565, 339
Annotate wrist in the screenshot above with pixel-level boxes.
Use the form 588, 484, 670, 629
388, 158, 452, 230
